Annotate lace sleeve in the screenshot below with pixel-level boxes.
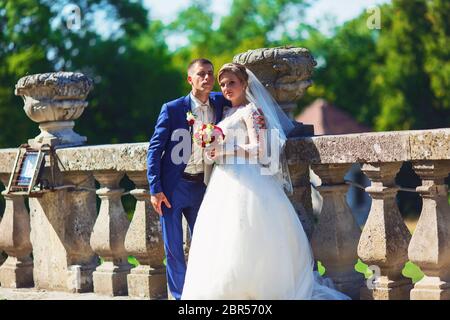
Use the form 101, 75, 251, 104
208, 105, 266, 163
241, 107, 265, 160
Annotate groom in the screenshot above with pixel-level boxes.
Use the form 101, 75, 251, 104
147, 58, 229, 299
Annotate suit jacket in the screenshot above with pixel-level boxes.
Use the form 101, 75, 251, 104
147, 92, 229, 201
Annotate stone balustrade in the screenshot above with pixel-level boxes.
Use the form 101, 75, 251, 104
286, 128, 450, 300
0, 143, 166, 298
0, 128, 448, 300
0, 47, 449, 300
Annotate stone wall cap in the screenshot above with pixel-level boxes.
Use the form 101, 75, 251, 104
1, 129, 448, 174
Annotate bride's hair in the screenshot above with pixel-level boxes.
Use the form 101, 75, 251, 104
218, 63, 249, 85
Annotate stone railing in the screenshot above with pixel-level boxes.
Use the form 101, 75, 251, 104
0, 144, 166, 298
1, 130, 449, 300
0, 46, 449, 300
286, 128, 450, 300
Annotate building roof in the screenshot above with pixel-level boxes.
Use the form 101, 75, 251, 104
295, 98, 371, 135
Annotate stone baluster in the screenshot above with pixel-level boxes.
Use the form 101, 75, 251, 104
288, 161, 315, 240
90, 171, 131, 296
408, 160, 450, 300
0, 179, 4, 267
358, 162, 412, 300
0, 174, 33, 288
125, 171, 166, 299
310, 164, 363, 299
63, 172, 99, 292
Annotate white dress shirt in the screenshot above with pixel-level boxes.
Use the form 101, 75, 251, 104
184, 93, 215, 175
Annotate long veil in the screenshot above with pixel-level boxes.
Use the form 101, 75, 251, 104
245, 68, 352, 300
244, 68, 295, 194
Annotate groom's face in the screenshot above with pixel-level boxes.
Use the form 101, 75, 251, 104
188, 62, 215, 94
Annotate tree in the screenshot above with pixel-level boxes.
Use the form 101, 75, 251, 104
0, 0, 53, 147
372, 0, 450, 130
295, 0, 450, 131
295, 13, 381, 126
0, 0, 182, 147
168, 0, 312, 93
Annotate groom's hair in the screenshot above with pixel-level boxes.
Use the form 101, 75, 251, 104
187, 58, 214, 74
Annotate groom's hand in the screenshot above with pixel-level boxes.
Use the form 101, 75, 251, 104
205, 148, 216, 160
151, 192, 172, 216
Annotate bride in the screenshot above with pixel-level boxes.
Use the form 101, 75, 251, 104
181, 62, 350, 300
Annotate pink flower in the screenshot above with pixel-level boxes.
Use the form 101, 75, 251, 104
192, 123, 225, 149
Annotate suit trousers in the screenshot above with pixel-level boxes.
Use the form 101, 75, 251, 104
160, 178, 207, 299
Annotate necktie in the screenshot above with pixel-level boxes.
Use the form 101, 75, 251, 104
198, 104, 209, 123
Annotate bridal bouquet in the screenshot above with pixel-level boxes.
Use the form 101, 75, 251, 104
193, 123, 225, 148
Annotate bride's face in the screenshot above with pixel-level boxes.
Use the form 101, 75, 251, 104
219, 72, 246, 104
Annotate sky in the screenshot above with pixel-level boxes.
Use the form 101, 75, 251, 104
143, 0, 391, 50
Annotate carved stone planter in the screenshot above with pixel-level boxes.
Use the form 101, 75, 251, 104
233, 46, 316, 119
15, 72, 93, 148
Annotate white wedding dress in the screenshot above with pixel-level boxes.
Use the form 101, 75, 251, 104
181, 103, 350, 300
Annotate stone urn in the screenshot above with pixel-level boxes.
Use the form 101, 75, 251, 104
233, 46, 317, 120
15, 72, 93, 148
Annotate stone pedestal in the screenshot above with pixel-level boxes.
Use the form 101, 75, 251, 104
10, 72, 97, 292
92, 261, 130, 296
15, 72, 93, 148
127, 265, 166, 299
29, 183, 97, 292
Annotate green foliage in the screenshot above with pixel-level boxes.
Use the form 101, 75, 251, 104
0, 0, 182, 148
298, 0, 450, 131
1, 0, 449, 147
369, 0, 450, 130
321, 259, 425, 284
128, 256, 139, 267
297, 14, 381, 126
0, 0, 53, 147
168, 0, 311, 93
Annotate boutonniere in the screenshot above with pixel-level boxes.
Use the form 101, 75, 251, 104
186, 111, 196, 126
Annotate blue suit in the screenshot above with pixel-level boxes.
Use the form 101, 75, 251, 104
147, 92, 228, 299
